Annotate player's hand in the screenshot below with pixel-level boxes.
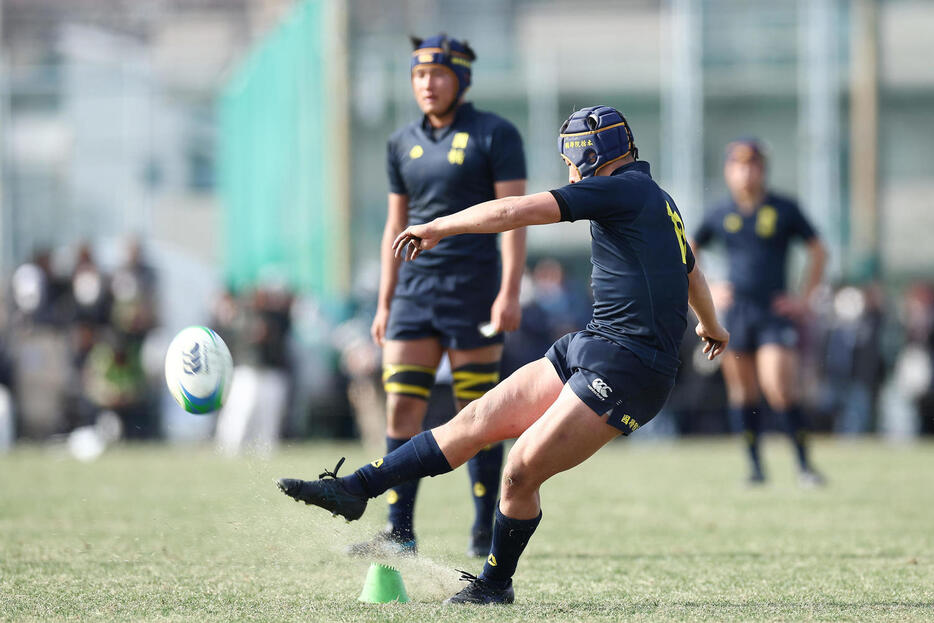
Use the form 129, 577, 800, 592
489, 291, 521, 334
370, 306, 390, 347
392, 223, 442, 261
772, 294, 807, 319
695, 322, 729, 360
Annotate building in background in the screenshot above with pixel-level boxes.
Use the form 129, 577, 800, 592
3, 0, 934, 290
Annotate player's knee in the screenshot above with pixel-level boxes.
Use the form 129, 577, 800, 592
501, 457, 543, 499
765, 391, 793, 412
450, 398, 495, 445
385, 395, 427, 437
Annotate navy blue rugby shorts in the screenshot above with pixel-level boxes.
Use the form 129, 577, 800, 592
724, 296, 798, 352
545, 331, 675, 435
386, 263, 503, 350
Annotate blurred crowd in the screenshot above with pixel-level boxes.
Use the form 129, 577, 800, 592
2, 248, 934, 453
0, 238, 159, 450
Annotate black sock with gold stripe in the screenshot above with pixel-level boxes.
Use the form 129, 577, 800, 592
782, 406, 810, 471
346, 430, 452, 499
480, 504, 541, 589
385, 436, 419, 540
467, 443, 503, 537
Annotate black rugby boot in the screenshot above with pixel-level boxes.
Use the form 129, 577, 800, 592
444, 570, 514, 605
276, 457, 367, 521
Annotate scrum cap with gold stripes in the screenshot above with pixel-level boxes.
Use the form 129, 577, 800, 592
410, 33, 476, 101
558, 105, 638, 179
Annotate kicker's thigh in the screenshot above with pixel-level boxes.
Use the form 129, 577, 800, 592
504, 384, 622, 491
432, 357, 563, 466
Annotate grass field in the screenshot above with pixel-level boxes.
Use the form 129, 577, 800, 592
1, 437, 933, 622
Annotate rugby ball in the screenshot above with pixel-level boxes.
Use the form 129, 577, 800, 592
164, 326, 233, 414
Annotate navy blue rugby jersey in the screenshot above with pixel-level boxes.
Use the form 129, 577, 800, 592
549, 161, 694, 377
386, 103, 526, 270
693, 192, 817, 305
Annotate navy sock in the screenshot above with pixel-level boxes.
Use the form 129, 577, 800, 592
733, 405, 763, 476
781, 405, 810, 470
467, 443, 503, 536
384, 436, 419, 540
341, 430, 452, 499
480, 504, 541, 588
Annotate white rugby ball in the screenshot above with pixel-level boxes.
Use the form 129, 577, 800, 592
164, 326, 233, 414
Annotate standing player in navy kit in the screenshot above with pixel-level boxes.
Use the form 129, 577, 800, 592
691, 139, 827, 486
358, 34, 527, 557
277, 106, 730, 604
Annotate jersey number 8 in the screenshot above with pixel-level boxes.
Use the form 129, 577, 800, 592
665, 201, 687, 265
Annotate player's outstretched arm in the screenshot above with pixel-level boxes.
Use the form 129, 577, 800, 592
392, 192, 560, 261
688, 265, 730, 360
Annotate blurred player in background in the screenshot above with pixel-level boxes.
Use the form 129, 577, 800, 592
277, 105, 729, 604
690, 139, 827, 486
360, 33, 527, 557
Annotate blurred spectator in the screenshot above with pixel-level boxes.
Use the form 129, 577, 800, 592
64, 243, 112, 431
82, 330, 150, 438
501, 258, 590, 376
215, 282, 294, 455
333, 307, 384, 450
901, 284, 934, 434
70, 242, 111, 328
8, 250, 72, 437
10, 249, 71, 327
663, 318, 730, 435
110, 237, 159, 341
0, 301, 13, 451
818, 284, 885, 434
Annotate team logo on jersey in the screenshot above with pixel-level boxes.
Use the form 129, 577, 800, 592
447, 132, 469, 165
487, 554, 498, 567
755, 205, 777, 238
409, 144, 424, 159
370, 458, 384, 468
588, 378, 612, 400
724, 213, 743, 233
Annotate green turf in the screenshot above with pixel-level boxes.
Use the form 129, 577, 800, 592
1, 437, 932, 622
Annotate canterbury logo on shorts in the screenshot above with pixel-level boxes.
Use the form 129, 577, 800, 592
588, 377, 612, 400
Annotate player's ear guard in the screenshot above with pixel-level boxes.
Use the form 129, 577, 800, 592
383, 364, 436, 400
558, 105, 638, 179
452, 362, 499, 401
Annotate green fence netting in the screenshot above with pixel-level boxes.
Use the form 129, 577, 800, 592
218, 0, 343, 298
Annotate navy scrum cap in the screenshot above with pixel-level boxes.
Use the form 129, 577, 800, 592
410, 34, 475, 101
558, 105, 637, 179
